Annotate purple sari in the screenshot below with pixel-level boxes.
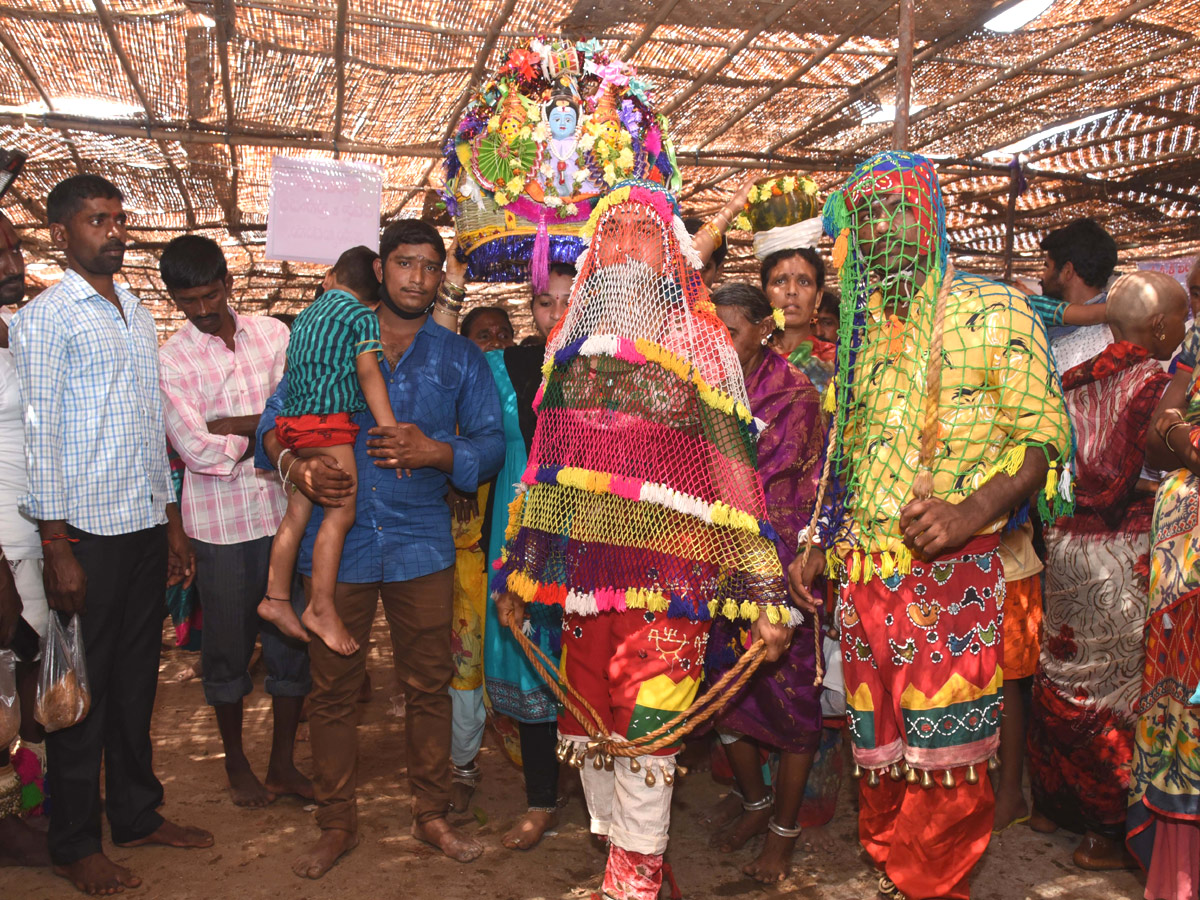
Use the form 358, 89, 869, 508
706, 348, 825, 753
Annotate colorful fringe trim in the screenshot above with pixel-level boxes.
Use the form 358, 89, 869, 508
496, 567, 799, 626
522, 462, 780, 543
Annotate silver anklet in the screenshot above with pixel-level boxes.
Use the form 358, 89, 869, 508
767, 817, 802, 839
451, 763, 481, 785
527, 806, 557, 814
741, 792, 774, 812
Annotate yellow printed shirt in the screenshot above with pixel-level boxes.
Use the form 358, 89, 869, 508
834, 271, 1072, 561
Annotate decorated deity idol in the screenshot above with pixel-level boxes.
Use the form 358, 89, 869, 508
541, 76, 586, 198
444, 36, 681, 290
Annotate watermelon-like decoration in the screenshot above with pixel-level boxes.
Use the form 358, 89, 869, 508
471, 131, 540, 193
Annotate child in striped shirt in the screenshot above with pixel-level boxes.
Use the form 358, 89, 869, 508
258, 288, 395, 655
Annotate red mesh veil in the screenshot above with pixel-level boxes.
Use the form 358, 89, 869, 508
492, 181, 794, 625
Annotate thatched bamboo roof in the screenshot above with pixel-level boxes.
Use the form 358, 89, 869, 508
1, 0, 1197, 335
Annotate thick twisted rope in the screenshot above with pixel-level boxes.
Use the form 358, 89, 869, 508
798, 413, 841, 687
507, 618, 767, 757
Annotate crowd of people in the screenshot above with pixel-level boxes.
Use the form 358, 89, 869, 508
0, 152, 1197, 900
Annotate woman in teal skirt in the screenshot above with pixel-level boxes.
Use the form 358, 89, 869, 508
483, 262, 573, 850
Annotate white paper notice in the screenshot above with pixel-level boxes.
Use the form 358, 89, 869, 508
266, 156, 382, 265
1137, 257, 1193, 288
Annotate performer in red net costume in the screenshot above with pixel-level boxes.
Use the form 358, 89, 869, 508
495, 180, 796, 900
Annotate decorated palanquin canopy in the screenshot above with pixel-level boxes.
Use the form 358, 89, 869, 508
443, 38, 682, 292
491, 181, 795, 626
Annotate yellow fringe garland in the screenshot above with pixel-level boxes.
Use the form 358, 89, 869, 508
822, 381, 836, 413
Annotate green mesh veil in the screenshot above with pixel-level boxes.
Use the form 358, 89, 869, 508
817, 151, 1074, 581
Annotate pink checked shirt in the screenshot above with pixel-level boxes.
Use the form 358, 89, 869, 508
159, 313, 290, 545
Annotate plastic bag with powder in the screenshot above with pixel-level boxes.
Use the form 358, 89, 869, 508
34, 613, 91, 732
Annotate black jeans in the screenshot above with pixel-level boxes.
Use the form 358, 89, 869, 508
46, 525, 167, 865
520, 720, 559, 809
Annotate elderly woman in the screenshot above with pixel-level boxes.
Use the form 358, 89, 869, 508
1028, 271, 1188, 870
705, 282, 826, 883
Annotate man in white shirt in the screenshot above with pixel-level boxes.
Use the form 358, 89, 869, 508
1039, 217, 1118, 375
158, 234, 311, 809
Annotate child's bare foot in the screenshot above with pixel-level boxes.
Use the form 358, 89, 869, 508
301, 605, 359, 656
258, 597, 310, 643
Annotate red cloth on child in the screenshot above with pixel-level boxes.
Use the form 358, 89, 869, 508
275, 412, 359, 450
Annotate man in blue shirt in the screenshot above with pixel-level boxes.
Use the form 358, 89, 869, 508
256, 219, 504, 877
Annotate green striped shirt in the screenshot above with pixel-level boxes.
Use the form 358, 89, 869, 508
281, 289, 383, 417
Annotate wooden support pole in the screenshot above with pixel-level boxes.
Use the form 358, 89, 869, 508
850, 0, 1161, 151
332, 0, 348, 157
894, 0, 914, 150
1003, 158, 1018, 281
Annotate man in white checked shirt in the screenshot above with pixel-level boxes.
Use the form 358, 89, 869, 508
158, 234, 313, 811
10, 175, 213, 896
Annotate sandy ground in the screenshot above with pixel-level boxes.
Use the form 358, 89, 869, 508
2, 611, 1148, 900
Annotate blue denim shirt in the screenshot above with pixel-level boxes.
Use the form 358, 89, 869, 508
256, 316, 504, 583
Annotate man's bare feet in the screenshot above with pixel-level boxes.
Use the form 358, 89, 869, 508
502, 809, 558, 850
300, 605, 359, 656
225, 760, 275, 808
711, 806, 771, 853
114, 820, 213, 849
1073, 832, 1137, 870
257, 597, 310, 644
265, 762, 314, 801
992, 788, 1030, 833
742, 830, 798, 883
0, 814, 51, 867
698, 791, 742, 829
53, 852, 141, 895
1028, 807, 1058, 834
412, 817, 483, 863
292, 828, 357, 879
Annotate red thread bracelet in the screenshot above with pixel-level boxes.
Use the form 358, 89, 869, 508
40, 533, 79, 546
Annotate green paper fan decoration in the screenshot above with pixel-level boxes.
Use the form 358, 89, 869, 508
471, 131, 539, 192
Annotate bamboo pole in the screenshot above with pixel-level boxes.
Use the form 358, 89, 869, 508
331, 0, 348, 157
1003, 158, 1018, 280
848, 0, 1162, 150
894, 0, 914, 150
